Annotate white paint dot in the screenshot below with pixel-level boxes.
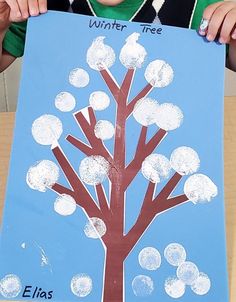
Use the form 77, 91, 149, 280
89, 91, 110, 111
170, 146, 200, 175
184, 174, 218, 204
94, 120, 115, 140
54, 194, 77, 216
0, 274, 22, 298
21, 242, 26, 249
132, 275, 154, 297
119, 33, 147, 69
141, 154, 171, 183
133, 97, 159, 126
138, 247, 161, 270
164, 243, 187, 267
55, 92, 76, 112
145, 60, 174, 87
87, 36, 115, 70
84, 217, 107, 239
155, 103, 183, 131
164, 276, 185, 298
26, 160, 59, 192
177, 261, 199, 285
71, 274, 92, 297
69, 68, 89, 88
32, 114, 63, 145
191, 272, 211, 295
79, 155, 110, 185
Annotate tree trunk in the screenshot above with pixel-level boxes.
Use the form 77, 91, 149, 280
103, 246, 125, 302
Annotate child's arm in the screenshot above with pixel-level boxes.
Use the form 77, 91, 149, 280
0, 0, 46, 72
200, 1, 236, 72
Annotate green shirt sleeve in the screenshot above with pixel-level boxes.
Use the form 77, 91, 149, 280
191, 0, 219, 29
2, 21, 27, 58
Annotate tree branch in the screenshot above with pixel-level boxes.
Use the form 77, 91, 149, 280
95, 184, 110, 217
119, 68, 135, 102
155, 194, 189, 214
66, 135, 93, 156
126, 83, 153, 117
52, 144, 102, 218
73, 108, 113, 164
154, 172, 183, 202
123, 176, 188, 257
124, 128, 167, 190
99, 68, 120, 102
51, 183, 75, 197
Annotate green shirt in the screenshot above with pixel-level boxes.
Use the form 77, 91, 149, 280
2, 0, 218, 58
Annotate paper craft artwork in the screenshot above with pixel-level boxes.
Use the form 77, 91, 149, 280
0, 11, 228, 302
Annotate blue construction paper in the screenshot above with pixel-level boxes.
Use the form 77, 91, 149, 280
0, 11, 228, 302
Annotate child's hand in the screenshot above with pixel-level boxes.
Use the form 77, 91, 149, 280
199, 1, 236, 44
0, 0, 47, 30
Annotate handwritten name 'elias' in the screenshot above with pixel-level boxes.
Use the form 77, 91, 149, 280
22, 286, 53, 300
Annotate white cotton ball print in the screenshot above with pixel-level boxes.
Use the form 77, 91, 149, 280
119, 32, 147, 69
177, 261, 199, 285
89, 91, 110, 111
184, 174, 218, 204
26, 160, 59, 192
141, 154, 171, 183
71, 274, 92, 297
132, 275, 154, 297
191, 272, 211, 295
170, 146, 200, 175
55, 92, 76, 112
138, 247, 161, 270
87, 36, 115, 70
32, 114, 63, 145
164, 243, 187, 266
164, 276, 185, 298
94, 120, 115, 140
145, 60, 174, 87
84, 217, 107, 239
54, 194, 77, 216
69, 68, 90, 88
155, 103, 183, 131
79, 155, 110, 185
0, 274, 22, 298
133, 98, 159, 126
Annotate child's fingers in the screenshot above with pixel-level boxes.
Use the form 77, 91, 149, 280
17, 0, 29, 19
232, 27, 236, 40
28, 0, 39, 16
38, 0, 47, 13
206, 3, 236, 41
202, 1, 224, 21
219, 9, 236, 43
5, 0, 22, 19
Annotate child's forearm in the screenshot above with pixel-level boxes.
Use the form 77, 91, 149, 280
227, 40, 236, 72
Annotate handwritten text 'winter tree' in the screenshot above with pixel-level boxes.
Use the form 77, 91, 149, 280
27, 33, 218, 302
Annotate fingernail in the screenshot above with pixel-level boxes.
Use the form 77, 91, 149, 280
16, 11, 22, 17
30, 9, 38, 16
232, 33, 236, 40
206, 34, 213, 41
199, 18, 209, 35
219, 37, 226, 44
40, 7, 47, 13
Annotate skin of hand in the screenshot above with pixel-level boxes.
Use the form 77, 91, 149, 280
200, 1, 236, 71
0, 0, 47, 30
